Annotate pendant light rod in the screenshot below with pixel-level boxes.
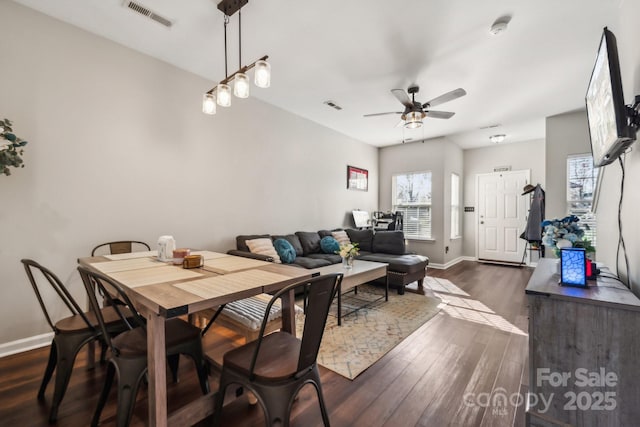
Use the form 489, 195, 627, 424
223, 15, 229, 78
238, 9, 242, 68
206, 55, 269, 93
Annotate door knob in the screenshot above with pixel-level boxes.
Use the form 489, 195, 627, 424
480, 221, 484, 224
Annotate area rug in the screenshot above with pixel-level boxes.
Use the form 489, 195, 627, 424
296, 284, 445, 380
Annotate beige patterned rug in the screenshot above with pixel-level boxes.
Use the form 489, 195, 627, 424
296, 284, 445, 380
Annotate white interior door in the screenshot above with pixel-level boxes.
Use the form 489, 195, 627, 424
477, 170, 530, 263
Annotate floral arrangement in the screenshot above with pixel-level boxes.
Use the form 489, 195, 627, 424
338, 242, 359, 259
0, 118, 28, 176
541, 215, 594, 257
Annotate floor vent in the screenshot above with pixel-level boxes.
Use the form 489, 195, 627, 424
124, 1, 173, 28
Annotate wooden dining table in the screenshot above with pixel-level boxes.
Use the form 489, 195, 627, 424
78, 250, 314, 427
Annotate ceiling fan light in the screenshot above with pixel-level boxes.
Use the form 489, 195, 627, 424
254, 60, 271, 88
234, 73, 250, 98
405, 119, 423, 129
202, 93, 216, 115
404, 111, 424, 129
216, 83, 231, 107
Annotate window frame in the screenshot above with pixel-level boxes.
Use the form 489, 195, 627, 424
392, 171, 432, 240
450, 172, 460, 239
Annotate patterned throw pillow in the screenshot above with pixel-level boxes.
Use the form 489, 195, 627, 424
331, 230, 351, 247
245, 238, 281, 263
320, 236, 340, 254
273, 238, 296, 264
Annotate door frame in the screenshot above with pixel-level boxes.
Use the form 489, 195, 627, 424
475, 169, 531, 264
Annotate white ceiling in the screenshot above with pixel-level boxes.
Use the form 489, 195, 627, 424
13, 0, 621, 149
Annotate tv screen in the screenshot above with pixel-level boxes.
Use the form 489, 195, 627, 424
585, 27, 635, 167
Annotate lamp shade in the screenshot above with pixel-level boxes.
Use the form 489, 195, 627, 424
234, 73, 250, 98
216, 83, 231, 107
254, 60, 271, 88
202, 93, 216, 115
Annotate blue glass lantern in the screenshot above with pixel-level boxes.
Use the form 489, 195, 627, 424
560, 247, 587, 287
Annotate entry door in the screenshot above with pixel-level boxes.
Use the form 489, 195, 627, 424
477, 170, 530, 263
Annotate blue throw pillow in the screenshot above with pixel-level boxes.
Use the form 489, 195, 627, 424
320, 236, 340, 254
273, 238, 296, 264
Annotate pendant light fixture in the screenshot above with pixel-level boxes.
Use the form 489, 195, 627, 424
202, 0, 270, 114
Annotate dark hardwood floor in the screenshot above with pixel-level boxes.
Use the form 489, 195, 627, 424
0, 261, 532, 426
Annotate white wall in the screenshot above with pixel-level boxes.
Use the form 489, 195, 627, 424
595, 1, 640, 294
462, 139, 545, 257
0, 2, 378, 345
378, 137, 463, 266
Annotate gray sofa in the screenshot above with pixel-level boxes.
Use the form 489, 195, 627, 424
228, 229, 428, 294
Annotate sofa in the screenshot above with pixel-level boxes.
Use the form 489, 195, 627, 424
228, 229, 428, 295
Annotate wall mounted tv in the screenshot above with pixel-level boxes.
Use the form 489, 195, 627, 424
585, 27, 637, 167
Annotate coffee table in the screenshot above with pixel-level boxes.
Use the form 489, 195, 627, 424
312, 260, 388, 325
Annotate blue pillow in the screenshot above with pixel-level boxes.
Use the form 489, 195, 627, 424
273, 238, 296, 264
320, 236, 340, 254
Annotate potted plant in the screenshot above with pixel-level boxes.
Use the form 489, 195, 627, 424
541, 215, 595, 258
0, 118, 28, 176
338, 242, 359, 269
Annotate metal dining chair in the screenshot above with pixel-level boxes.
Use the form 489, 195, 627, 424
211, 273, 342, 427
21, 259, 132, 423
91, 240, 151, 256
78, 266, 209, 427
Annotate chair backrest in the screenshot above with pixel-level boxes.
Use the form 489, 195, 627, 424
91, 241, 151, 257
21, 259, 92, 333
78, 266, 146, 354
249, 273, 342, 378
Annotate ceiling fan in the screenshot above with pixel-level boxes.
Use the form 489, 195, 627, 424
364, 86, 467, 129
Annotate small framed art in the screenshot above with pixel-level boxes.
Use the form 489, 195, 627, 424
347, 165, 368, 191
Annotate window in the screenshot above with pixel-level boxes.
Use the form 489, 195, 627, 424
392, 171, 432, 239
451, 173, 460, 239
567, 154, 598, 246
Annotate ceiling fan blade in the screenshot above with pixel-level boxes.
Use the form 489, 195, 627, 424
425, 110, 455, 119
423, 88, 467, 108
391, 89, 413, 108
363, 112, 402, 117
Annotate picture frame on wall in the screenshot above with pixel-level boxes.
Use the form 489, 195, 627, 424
347, 165, 368, 191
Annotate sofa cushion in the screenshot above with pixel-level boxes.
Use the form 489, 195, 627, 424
273, 238, 296, 264
372, 231, 406, 255
237, 234, 271, 252
293, 256, 332, 269
331, 230, 351, 246
246, 238, 281, 263
308, 253, 342, 264
358, 253, 428, 274
318, 229, 333, 238
271, 234, 303, 257
320, 236, 340, 254
295, 231, 322, 255
346, 229, 374, 252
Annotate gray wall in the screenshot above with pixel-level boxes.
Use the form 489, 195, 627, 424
378, 137, 463, 266
0, 2, 378, 346
595, 1, 640, 294
545, 110, 591, 220
462, 139, 545, 257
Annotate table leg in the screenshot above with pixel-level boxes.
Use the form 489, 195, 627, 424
147, 313, 167, 427
281, 288, 296, 337
337, 282, 342, 326
385, 272, 389, 302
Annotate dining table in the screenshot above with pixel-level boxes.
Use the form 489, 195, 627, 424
78, 250, 314, 427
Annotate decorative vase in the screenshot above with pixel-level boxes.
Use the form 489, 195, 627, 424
342, 255, 354, 269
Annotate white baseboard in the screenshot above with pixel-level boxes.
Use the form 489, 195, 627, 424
429, 256, 475, 270
0, 332, 53, 358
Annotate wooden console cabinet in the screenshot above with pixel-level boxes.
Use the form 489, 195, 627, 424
526, 259, 640, 426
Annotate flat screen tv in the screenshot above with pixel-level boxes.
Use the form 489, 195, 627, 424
585, 27, 635, 167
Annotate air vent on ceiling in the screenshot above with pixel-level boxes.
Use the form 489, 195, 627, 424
323, 100, 343, 111
124, 1, 173, 28
480, 124, 501, 130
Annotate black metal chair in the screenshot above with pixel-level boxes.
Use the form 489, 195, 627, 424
91, 240, 151, 256
21, 259, 132, 423
78, 266, 209, 427
211, 273, 342, 427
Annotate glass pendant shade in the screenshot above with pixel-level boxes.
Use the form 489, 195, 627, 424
216, 83, 232, 107
234, 73, 250, 98
202, 93, 216, 115
254, 60, 271, 88
404, 111, 423, 129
